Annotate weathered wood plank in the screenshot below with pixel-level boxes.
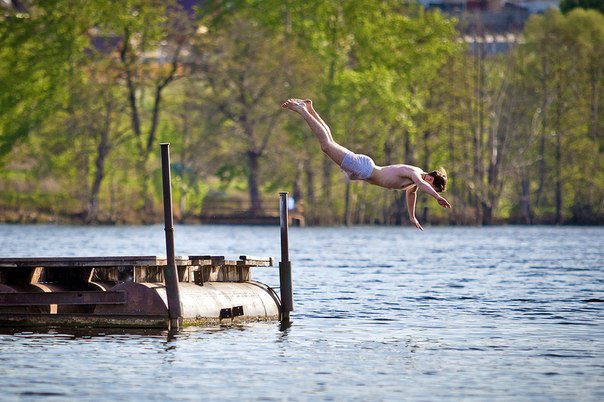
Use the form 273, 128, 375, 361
188, 257, 212, 266
0, 256, 164, 268
191, 256, 266, 267
194, 266, 251, 283
214, 259, 238, 266
238, 256, 273, 267
239, 255, 272, 262
0, 254, 272, 288
0, 256, 191, 268
188, 255, 218, 260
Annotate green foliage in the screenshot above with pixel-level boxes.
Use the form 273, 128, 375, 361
0, 1, 97, 161
0, 2, 602, 225
518, 9, 604, 223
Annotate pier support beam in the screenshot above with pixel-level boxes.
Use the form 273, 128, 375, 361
279, 192, 293, 321
160, 143, 182, 330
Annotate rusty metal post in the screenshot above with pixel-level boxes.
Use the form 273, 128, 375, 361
279, 192, 293, 321
160, 143, 182, 330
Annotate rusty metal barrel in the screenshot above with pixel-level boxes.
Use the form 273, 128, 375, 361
94, 281, 281, 325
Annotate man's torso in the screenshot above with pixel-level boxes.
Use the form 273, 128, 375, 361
367, 164, 420, 190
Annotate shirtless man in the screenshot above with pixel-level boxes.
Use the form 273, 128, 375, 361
281, 98, 451, 230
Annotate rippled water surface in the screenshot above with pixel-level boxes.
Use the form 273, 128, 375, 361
1, 224, 603, 401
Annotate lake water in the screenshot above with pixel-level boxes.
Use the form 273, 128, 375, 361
0, 224, 603, 401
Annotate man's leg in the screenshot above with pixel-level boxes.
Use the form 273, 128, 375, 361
303, 99, 333, 142
282, 99, 348, 165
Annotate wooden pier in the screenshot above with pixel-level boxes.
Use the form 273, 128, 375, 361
0, 255, 280, 328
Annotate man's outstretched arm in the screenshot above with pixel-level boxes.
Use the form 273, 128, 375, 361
406, 187, 423, 231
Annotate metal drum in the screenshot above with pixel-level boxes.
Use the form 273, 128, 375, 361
93, 281, 281, 324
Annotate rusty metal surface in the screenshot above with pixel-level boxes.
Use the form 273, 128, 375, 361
0, 280, 281, 327
94, 281, 280, 320
161, 143, 182, 330
0, 284, 49, 314
93, 282, 168, 316
0, 291, 126, 306
0, 313, 169, 328
0, 247, 282, 328
279, 261, 293, 314
279, 192, 293, 319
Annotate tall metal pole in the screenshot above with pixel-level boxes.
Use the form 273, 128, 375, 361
160, 143, 182, 330
279, 192, 293, 321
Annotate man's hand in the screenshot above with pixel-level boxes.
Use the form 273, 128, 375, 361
437, 196, 451, 209
410, 217, 424, 231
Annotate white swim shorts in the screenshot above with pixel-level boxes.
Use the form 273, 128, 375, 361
340, 152, 375, 181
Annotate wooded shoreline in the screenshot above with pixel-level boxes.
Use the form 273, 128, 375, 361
1, 205, 601, 226
1, 2, 602, 227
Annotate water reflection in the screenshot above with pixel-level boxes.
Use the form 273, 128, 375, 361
0, 327, 170, 339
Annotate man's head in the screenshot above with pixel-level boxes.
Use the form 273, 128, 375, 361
426, 167, 448, 193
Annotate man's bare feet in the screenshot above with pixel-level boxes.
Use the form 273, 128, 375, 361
281, 98, 307, 113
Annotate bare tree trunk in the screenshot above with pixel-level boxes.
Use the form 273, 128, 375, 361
177, 107, 193, 221
555, 132, 562, 224
86, 100, 113, 223
120, 30, 182, 217
473, 40, 485, 225
536, 54, 549, 207
320, 102, 334, 223
483, 127, 497, 225
319, 20, 339, 224
554, 83, 563, 224
588, 64, 601, 211
520, 173, 532, 224
87, 130, 109, 222
344, 181, 351, 226
483, 71, 507, 226
247, 150, 262, 215
422, 129, 431, 224
383, 136, 401, 225
304, 158, 315, 224
293, 162, 303, 204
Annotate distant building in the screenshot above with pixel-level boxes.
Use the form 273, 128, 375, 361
419, 0, 560, 53
421, 0, 559, 33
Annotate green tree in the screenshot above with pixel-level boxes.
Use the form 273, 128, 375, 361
201, 1, 459, 223
190, 18, 316, 215
0, 1, 99, 162
69, 64, 131, 223
560, 0, 604, 14
521, 9, 603, 223
107, 0, 194, 216
562, 9, 604, 223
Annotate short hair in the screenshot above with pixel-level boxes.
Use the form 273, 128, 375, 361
427, 167, 447, 193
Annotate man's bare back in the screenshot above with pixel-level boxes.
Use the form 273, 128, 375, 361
367, 164, 424, 190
